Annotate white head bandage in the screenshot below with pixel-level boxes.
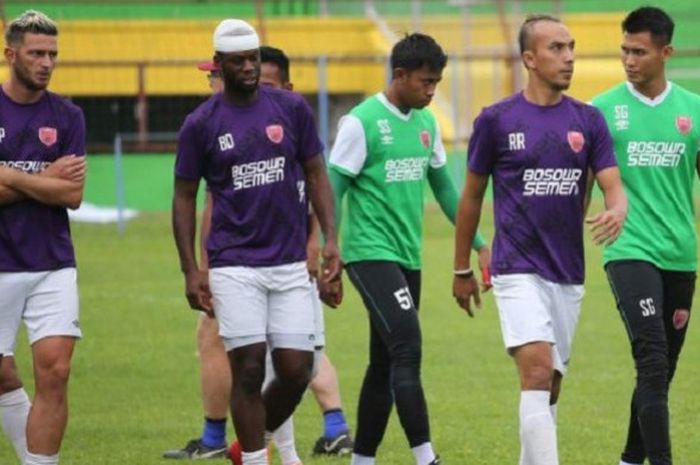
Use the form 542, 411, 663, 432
213, 19, 260, 53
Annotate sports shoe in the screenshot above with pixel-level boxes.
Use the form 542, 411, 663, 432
312, 432, 354, 456
428, 455, 442, 465
163, 438, 228, 459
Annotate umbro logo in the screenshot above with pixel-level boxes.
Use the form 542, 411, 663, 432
377, 119, 393, 145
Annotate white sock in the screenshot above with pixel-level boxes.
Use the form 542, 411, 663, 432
411, 441, 436, 465
519, 390, 558, 465
242, 448, 268, 465
273, 417, 300, 465
351, 453, 375, 465
550, 403, 558, 424
0, 388, 30, 462
619, 461, 642, 465
24, 451, 59, 465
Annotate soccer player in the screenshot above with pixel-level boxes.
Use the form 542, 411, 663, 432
256, 45, 354, 457
172, 19, 340, 465
452, 15, 627, 465
0, 10, 87, 465
591, 7, 700, 465
329, 33, 491, 465
166, 47, 353, 462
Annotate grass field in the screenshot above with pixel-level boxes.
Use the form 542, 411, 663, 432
1, 201, 699, 465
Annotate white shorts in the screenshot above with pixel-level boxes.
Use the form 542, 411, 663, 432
492, 273, 584, 375
209, 261, 316, 352
0, 268, 81, 354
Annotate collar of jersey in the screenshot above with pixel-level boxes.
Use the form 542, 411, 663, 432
376, 92, 413, 121
625, 80, 672, 107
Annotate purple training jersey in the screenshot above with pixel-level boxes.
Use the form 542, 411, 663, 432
468, 93, 616, 284
0, 87, 86, 272
175, 86, 323, 268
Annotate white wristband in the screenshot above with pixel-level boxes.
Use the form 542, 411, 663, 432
453, 268, 474, 278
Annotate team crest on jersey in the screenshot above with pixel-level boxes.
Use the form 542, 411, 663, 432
676, 116, 692, 135
567, 131, 585, 153
266, 125, 284, 144
38, 127, 57, 147
419, 130, 431, 149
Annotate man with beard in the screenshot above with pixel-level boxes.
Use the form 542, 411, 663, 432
0, 10, 86, 465
172, 19, 340, 465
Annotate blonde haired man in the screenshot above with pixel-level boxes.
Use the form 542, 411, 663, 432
0, 10, 86, 465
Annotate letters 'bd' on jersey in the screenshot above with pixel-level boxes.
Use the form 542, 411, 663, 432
329, 92, 447, 270
592, 82, 700, 271
175, 86, 323, 268
0, 87, 86, 272
468, 92, 617, 284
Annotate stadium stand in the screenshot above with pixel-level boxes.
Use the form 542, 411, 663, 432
1, 1, 697, 150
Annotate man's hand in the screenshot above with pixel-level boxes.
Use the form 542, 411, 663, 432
318, 240, 343, 308
319, 276, 343, 308
41, 155, 86, 183
320, 240, 342, 283
0, 166, 17, 185
585, 208, 625, 245
184, 269, 213, 317
453, 274, 481, 317
477, 246, 493, 292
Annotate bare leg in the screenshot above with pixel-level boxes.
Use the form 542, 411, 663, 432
26, 336, 75, 455
230, 343, 267, 452
263, 348, 313, 433
198, 315, 231, 419
309, 352, 341, 411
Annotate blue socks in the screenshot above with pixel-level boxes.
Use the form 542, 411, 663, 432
323, 409, 349, 439
201, 417, 227, 448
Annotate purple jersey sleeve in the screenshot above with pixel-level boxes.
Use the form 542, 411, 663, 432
467, 110, 497, 175
64, 107, 86, 158
587, 107, 617, 174
175, 114, 205, 180
295, 97, 324, 162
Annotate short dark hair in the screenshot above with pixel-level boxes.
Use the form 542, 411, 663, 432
260, 45, 290, 83
622, 6, 674, 46
390, 33, 447, 74
5, 9, 57, 46
518, 14, 561, 55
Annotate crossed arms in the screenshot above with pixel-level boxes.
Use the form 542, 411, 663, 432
0, 154, 86, 209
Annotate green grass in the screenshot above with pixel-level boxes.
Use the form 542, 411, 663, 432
1, 200, 699, 464
83, 154, 205, 212
80, 152, 468, 213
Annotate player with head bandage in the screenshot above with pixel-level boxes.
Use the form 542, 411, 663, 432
172, 19, 341, 465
